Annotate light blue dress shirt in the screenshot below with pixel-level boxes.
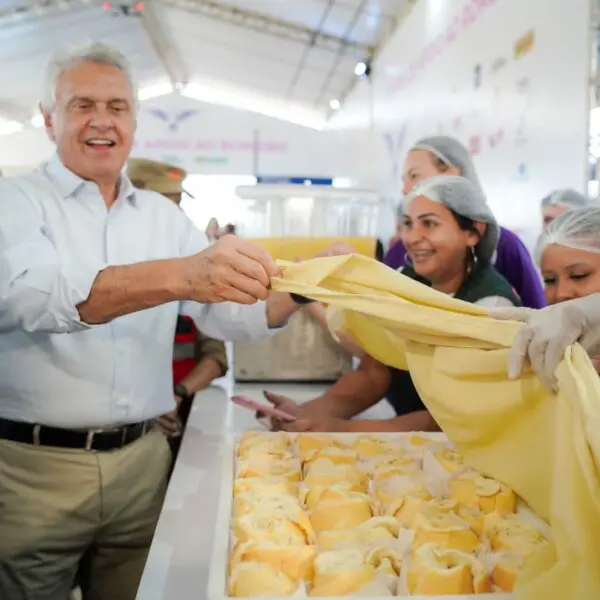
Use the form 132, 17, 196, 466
0, 155, 272, 428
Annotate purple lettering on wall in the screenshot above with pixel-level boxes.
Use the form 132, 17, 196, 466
389, 0, 501, 93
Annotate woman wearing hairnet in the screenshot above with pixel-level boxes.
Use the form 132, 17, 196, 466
492, 207, 600, 391
540, 188, 592, 229
263, 176, 521, 433
384, 136, 546, 309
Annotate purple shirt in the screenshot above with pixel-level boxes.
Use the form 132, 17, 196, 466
384, 227, 546, 309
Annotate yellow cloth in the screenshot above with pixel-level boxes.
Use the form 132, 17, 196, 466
246, 236, 376, 261
271, 254, 600, 600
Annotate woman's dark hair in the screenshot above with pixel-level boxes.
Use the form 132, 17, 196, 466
375, 239, 384, 262
451, 211, 488, 266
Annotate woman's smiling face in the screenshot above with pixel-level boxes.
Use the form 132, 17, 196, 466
402, 195, 480, 290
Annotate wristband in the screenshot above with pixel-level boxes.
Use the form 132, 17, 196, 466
290, 293, 315, 305
174, 384, 194, 402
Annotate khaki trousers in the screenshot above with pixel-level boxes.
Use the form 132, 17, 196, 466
0, 430, 171, 600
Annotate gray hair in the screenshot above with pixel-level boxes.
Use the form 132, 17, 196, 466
40, 41, 138, 110
403, 175, 499, 263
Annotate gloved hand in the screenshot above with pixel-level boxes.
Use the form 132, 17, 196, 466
489, 293, 600, 391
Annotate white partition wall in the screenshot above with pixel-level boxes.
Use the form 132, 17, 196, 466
330, 0, 592, 248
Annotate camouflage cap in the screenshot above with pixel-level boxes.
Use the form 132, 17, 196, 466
127, 158, 193, 197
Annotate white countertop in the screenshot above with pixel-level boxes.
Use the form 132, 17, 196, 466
135, 381, 395, 600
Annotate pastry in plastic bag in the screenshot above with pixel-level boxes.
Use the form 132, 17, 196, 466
483, 513, 548, 556
233, 476, 296, 498
433, 447, 465, 472
232, 513, 315, 546
316, 517, 400, 551
302, 446, 359, 472
299, 482, 357, 511
450, 473, 517, 514
237, 431, 289, 459
232, 492, 301, 519
229, 561, 298, 597
308, 548, 378, 597
295, 433, 342, 458
309, 493, 374, 532
237, 456, 301, 482
303, 459, 366, 491
411, 510, 480, 553
407, 543, 491, 595
491, 553, 526, 592
229, 540, 316, 582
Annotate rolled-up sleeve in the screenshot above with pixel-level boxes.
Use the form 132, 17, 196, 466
175, 211, 277, 343
0, 182, 105, 334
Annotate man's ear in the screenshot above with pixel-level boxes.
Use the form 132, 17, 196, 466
40, 106, 55, 142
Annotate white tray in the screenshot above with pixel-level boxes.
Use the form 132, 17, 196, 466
206, 432, 546, 599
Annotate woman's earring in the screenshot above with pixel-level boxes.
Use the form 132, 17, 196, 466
470, 246, 478, 265
404, 253, 413, 267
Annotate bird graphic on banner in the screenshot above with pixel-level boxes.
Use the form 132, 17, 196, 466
147, 108, 200, 132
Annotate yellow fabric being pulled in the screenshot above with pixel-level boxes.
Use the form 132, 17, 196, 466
272, 254, 600, 600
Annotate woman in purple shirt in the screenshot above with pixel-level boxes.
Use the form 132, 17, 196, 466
384, 136, 546, 309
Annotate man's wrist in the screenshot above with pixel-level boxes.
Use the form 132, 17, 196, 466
174, 383, 194, 401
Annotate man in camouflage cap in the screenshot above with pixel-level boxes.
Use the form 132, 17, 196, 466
127, 158, 228, 456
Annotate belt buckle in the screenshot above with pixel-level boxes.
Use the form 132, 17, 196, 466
85, 428, 105, 451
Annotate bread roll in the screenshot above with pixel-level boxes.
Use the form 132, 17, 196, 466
237, 457, 301, 483
303, 459, 366, 491
411, 510, 480, 553
229, 561, 298, 597
230, 540, 316, 582
407, 543, 491, 595
483, 514, 548, 556
232, 513, 315, 546
309, 493, 374, 532
233, 477, 296, 498
317, 516, 399, 551
433, 447, 465, 472
232, 492, 301, 519
309, 549, 377, 596
302, 446, 359, 472
299, 482, 356, 511
450, 473, 517, 514
492, 554, 525, 592
352, 436, 396, 458
295, 433, 342, 458
237, 431, 289, 459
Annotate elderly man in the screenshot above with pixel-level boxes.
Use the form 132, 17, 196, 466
0, 42, 308, 600
127, 158, 228, 444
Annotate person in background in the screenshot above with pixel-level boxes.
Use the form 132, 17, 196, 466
384, 136, 546, 309
265, 176, 520, 433
127, 158, 228, 452
205, 216, 220, 242
540, 188, 592, 229
0, 41, 307, 600
493, 207, 600, 391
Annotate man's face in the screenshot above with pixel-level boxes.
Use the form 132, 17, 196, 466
42, 60, 136, 184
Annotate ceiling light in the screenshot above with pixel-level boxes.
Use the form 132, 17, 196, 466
0, 119, 24, 136
329, 99, 341, 110
30, 114, 44, 128
138, 82, 174, 101
354, 61, 367, 77
182, 81, 327, 130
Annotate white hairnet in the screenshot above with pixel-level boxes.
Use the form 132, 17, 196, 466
410, 136, 482, 189
541, 188, 591, 209
403, 175, 499, 263
535, 206, 600, 263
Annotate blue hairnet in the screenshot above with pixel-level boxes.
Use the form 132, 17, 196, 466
403, 175, 499, 262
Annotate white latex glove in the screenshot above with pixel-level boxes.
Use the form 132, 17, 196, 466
489, 293, 600, 392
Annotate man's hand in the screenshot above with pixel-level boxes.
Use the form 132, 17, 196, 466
183, 236, 279, 305
156, 395, 183, 437
262, 390, 310, 431
280, 415, 350, 433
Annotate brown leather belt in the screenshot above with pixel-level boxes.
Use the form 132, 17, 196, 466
0, 417, 155, 451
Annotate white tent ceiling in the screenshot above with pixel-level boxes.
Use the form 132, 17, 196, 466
0, 0, 416, 132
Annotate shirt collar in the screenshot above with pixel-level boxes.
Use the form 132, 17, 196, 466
45, 153, 138, 206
